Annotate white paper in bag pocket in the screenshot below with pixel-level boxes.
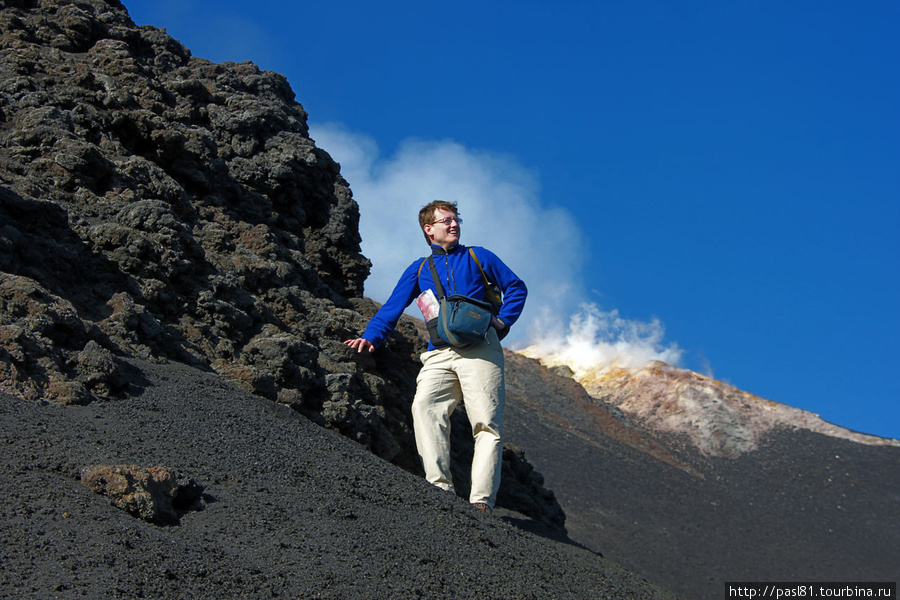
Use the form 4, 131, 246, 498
415, 289, 440, 322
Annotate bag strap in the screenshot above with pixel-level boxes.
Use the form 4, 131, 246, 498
426, 257, 447, 300
468, 248, 502, 307
418, 257, 446, 299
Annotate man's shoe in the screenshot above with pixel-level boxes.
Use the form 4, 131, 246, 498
473, 502, 492, 514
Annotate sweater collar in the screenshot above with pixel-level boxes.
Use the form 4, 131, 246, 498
430, 243, 464, 256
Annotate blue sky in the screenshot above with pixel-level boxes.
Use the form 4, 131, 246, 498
125, 1, 899, 440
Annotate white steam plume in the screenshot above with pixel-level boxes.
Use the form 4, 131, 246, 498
311, 123, 683, 371
521, 303, 683, 375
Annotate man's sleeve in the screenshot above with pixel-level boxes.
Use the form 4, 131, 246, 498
477, 248, 527, 327
360, 259, 422, 348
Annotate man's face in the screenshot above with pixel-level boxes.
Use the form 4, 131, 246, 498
424, 207, 461, 249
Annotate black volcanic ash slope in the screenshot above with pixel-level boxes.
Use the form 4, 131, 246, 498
0, 357, 677, 599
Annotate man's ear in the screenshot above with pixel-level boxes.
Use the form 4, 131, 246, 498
423, 223, 434, 241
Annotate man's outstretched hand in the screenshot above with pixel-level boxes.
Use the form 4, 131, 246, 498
344, 337, 375, 353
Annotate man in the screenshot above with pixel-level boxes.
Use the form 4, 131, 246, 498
344, 200, 527, 513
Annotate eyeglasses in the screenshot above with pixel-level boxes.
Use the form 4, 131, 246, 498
431, 216, 462, 226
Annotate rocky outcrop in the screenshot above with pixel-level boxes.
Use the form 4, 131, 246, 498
80, 464, 205, 525
0, 0, 563, 530
1, 0, 370, 408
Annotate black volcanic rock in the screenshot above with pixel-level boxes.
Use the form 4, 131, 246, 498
0, 0, 563, 538
0, 0, 370, 407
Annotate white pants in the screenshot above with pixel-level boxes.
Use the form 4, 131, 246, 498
412, 328, 505, 508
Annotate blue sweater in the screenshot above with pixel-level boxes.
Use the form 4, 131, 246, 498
361, 243, 527, 349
